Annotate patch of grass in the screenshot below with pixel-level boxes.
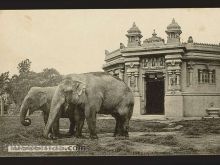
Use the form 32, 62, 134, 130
174, 144, 198, 154
174, 119, 220, 135
131, 135, 178, 146
207, 146, 220, 154
184, 127, 200, 136
1, 116, 219, 156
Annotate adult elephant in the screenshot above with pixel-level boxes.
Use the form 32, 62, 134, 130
43, 72, 134, 139
20, 86, 75, 136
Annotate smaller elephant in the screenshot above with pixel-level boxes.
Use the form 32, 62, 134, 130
20, 86, 75, 137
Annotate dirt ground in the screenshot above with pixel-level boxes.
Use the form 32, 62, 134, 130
0, 115, 220, 156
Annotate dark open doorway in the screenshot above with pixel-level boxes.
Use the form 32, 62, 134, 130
145, 75, 164, 115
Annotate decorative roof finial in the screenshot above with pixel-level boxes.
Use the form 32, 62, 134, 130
152, 29, 157, 36
172, 18, 175, 23
105, 50, 109, 55
133, 22, 136, 27
120, 43, 125, 49
187, 36, 194, 43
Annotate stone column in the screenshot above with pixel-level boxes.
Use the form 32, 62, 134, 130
176, 70, 181, 91
199, 70, 203, 83
167, 70, 173, 90
140, 73, 146, 115
127, 72, 131, 87
141, 74, 146, 101
188, 68, 193, 86
175, 70, 180, 85
134, 72, 139, 92
209, 70, 212, 83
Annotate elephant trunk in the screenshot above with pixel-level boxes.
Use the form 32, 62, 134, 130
20, 98, 31, 126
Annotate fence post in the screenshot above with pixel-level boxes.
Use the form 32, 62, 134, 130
0, 96, 4, 116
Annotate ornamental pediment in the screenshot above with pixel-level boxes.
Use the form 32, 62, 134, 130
142, 56, 165, 69
142, 30, 165, 48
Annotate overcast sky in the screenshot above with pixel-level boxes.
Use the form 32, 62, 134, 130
0, 9, 220, 76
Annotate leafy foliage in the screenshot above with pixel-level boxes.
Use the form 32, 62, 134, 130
0, 71, 10, 94
17, 59, 31, 75
1, 59, 63, 113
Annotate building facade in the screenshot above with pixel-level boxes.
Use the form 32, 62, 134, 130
103, 19, 220, 117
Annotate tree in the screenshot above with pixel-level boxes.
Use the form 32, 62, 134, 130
38, 68, 63, 86
17, 59, 31, 75
0, 71, 10, 94
9, 59, 33, 109
8, 59, 63, 114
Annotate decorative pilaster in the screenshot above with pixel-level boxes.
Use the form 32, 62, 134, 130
165, 54, 183, 117
209, 70, 213, 84
176, 69, 181, 89
187, 61, 195, 86
199, 70, 203, 83
127, 72, 131, 87
134, 72, 139, 92
165, 55, 182, 93
141, 73, 146, 101
168, 70, 173, 89
125, 60, 141, 116
140, 73, 146, 115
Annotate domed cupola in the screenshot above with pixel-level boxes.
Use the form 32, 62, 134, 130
165, 18, 182, 45
143, 30, 165, 47
126, 22, 143, 47
167, 18, 181, 31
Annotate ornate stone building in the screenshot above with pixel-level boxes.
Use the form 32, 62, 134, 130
103, 19, 220, 117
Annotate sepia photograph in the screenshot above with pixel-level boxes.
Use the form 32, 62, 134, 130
0, 8, 220, 157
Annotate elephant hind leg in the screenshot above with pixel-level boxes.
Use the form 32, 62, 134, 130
116, 105, 132, 138
112, 113, 123, 137
121, 117, 129, 137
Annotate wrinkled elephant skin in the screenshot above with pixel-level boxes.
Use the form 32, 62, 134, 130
43, 72, 134, 139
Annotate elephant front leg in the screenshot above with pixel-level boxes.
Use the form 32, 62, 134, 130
43, 111, 49, 125
43, 103, 63, 139
64, 117, 75, 137
85, 105, 98, 139
68, 121, 75, 136
75, 114, 85, 138
43, 111, 54, 135
113, 120, 118, 137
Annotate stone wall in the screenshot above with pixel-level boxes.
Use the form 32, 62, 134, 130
183, 95, 220, 117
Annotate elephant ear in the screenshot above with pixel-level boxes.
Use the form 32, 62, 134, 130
39, 92, 47, 107
74, 81, 86, 96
